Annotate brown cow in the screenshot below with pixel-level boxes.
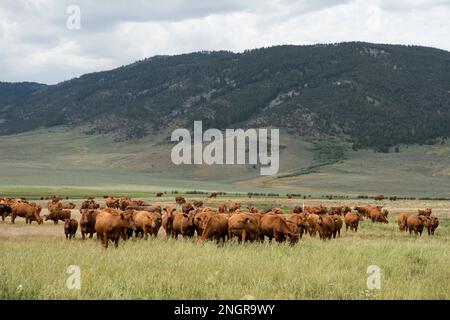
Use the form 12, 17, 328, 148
181, 203, 194, 214
199, 214, 229, 244
329, 206, 343, 215
406, 215, 425, 235
104, 197, 120, 209
396, 212, 409, 231
247, 206, 259, 213
418, 208, 432, 216
290, 206, 303, 214
192, 200, 203, 208
120, 199, 148, 211
354, 205, 381, 218
287, 213, 309, 238
228, 213, 260, 243
156, 192, 164, 197
208, 192, 218, 198
126, 205, 161, 213
423, 216, 439, 236
0, 203, 12, 221
368, 209, 388, 223
259, 214, 299, 244
228, 202, 241, 213
64, 219, 78, 239
80, 199, 100, 210
172, 212, 196, 239
95, 209, 133, 248
374, 195, 385, 201
218, 203, 227, 213
80, 209, 98, 239
341, 206, 352, 215
330, 214, 343, 238
162, 206, 176, 237
269, 208, 284, 215
344, 212, 360, 232
304, 205, 327, 215
317, 215, 335, 240
61, 202, 76, 210
175, 196, 186, 205
194, 210, 214, 236
306, 213, 320, 236
11, 202, 43, 224
133, 211, 162, 239
45, 208, 71, 224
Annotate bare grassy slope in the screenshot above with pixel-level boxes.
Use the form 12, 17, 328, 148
0, 128, 449, 196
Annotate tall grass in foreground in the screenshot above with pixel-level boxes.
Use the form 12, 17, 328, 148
1, 220, 449, 299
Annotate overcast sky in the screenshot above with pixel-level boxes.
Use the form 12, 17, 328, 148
1, 0, 449, 84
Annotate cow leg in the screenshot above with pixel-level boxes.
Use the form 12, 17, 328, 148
242, 230, 247, 243
102, 234, 109, 248
144, 228, 148, 240
114, 237, 119, 248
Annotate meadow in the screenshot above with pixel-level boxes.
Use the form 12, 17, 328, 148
1, 128, 449, 197
1, 195, 449, 300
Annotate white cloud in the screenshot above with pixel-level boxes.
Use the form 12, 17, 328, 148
0, 0, 449, 84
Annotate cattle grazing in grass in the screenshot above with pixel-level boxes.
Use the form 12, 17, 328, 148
45, 208, 71, 224
80, 209, 98, 239
175, 196, 186, 205
406, 215, 425, 236
423, 216, 439, 236
228, 213, 260, 243
418, 208, 432, 216
64, 219, 78, 239
344, 212, 360, 232
11, 202, 42, 224
95, 209, 134, 248
192, 200, 203, 208
259, 214, 299, 245
199, 214, 229, 244
162, 206, 177, 237
396, 212, 409, 231
172, 211, 196, 239
0, 203, 12, 221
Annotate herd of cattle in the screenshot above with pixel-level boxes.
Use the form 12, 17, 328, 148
0, 195, 440, 248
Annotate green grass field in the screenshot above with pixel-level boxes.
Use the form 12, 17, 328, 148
1, 197, 449, 300
0, 128, 449, 197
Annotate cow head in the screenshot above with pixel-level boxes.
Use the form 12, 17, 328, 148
183, 212, 195, 227
120, 211, 134, 229
162, 206, 176, 219
182, 203, 194, 214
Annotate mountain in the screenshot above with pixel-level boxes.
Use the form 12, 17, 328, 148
0, 81, 46, 113
1, 42, 450, 151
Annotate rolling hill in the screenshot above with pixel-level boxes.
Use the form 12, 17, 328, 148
1, 42, 450, 151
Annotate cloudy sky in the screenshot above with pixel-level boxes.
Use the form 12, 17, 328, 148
1, 0, 449, 84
